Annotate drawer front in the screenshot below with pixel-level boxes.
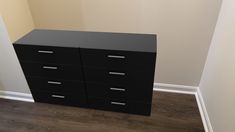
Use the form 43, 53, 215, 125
81, 48, 156, 70
88, 98, 151, 115
84, 67, 129, 84
86, 82, 152, 102
86, 82, 126, 99
86, 82, 106, 98
14, 45, 80, 64
84, 67, 154, 84
31, 90, 87, 107
26, 77, 86, 94
21, 62, 83, 80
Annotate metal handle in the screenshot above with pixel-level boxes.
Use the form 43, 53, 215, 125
38, 50, 54, 54
109, 72, 125, 76
51, 95, 65, 98
42, 66, 58, 70
111, 101, 126, 106
48, 81, 62, 85
110, 87, 126, 91
107, 55, 125, 59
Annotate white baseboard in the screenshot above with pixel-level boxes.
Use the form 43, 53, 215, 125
153, 83, 197, 94
195, 88, 213, 132
153, 83, 212, 132
0, 90, 34, 102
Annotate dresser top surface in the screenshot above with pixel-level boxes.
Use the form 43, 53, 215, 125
14, 29, 156, 53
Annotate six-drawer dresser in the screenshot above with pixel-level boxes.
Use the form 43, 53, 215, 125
13, 29, 157, 116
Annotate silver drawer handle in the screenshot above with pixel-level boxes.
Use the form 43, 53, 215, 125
109, 72, 125, 76
111, 101, 126, 106
43, 66, 58, 70
110, 87, 126, 91
38, 50, 54, 54
51, 95, 65, 98
48, 81, 62, 85
107, 55, 125, 59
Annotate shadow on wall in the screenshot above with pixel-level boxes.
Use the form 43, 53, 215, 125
0, 16, 30, 94
0, 81, 4, 90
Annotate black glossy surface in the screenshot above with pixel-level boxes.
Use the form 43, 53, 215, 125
81, 48, 156, 69
88, 98, 151, 115
14, 45, 81, 64
31, 90, 87, 107
20, 62, 83, 80
13, 29, 157, 115
83, 67, 154, 85
86, 82, 153, 102
14, 29, 156, 53
26, 77, 86, 94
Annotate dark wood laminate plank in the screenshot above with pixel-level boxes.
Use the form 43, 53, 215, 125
0, 92, 204, 132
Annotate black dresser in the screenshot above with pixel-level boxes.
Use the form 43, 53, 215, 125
13, 29, 156, 115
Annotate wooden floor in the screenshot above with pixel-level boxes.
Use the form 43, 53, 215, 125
0, 92, 204, 132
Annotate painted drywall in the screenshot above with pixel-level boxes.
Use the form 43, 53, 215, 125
199, 0, 235, 131
28, 0, 222, 86
0, 0, 34, 93
0, 0, 34, 42
0, 16, 31, 93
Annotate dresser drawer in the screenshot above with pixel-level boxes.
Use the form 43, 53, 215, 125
21, 62, 83, 80
26, 77, 86, 94
86, 82, 126, 100
84, 67, 129, 84
81, 48, 156, 70
88, 98, 151, 115
31, 90, 87, 107
14, 45, 80, 64
84, 67, 154, 84
86, 82, 152, 102
86, 82, 106, 98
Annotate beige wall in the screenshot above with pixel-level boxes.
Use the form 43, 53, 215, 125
28, 0, 222, 86
199, 0, 235, 131
0, 16, 31, 93
0, 0, 34, 42
0, 0, 34, 93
